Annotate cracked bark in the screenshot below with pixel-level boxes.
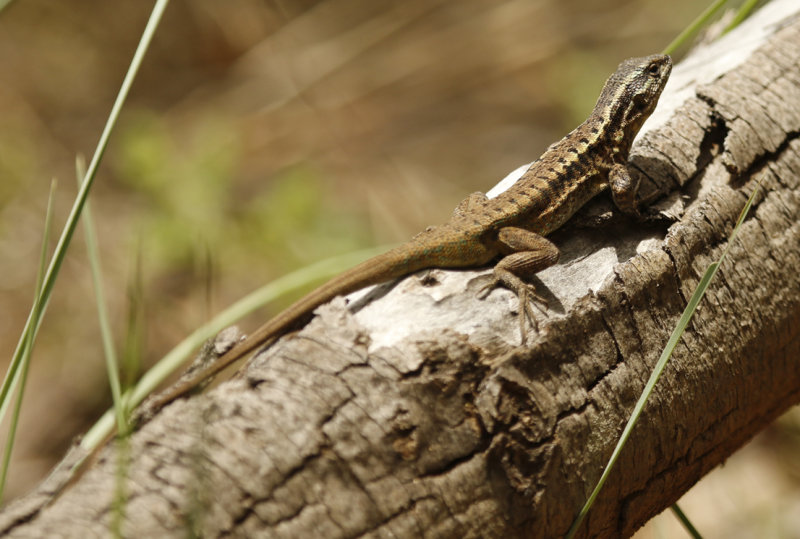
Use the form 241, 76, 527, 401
2, 3, 800, 538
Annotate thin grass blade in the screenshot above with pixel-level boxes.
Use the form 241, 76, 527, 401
671, 503, 703, 538
662, 0, 730, 56
77, 156, 127, 434
0, 179, 57, 501
0, 0, 169, 432
81, 244, 388, 449
723, 0, 761, 34
566, 184, 760, 538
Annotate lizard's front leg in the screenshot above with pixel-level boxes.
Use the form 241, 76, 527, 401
610, 162, 669, 220
609, 162, 641, 216
478, 227, 559, 344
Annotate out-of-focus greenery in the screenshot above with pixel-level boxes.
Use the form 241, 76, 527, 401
115, 111, 242, 270
114, 109, 375, 277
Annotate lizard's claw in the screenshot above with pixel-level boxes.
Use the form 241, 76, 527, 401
523, 283, 548, 309
515, 283, 546, 344
476, 276, 500, 300
477, 277, 547, 345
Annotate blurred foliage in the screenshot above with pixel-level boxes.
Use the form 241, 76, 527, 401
114, 108, 374, 278
0, 119, 36, 204
115, 110, 241, 271
542, 49, 627, 128
240, 165, 374, 272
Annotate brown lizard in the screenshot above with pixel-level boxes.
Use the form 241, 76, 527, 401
143, 54, 672, 413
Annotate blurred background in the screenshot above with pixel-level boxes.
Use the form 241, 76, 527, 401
0, 0, 797, 536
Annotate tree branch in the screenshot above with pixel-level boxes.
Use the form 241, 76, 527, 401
2, 2, 800, 537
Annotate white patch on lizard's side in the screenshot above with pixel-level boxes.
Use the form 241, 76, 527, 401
486, 162, 533, 199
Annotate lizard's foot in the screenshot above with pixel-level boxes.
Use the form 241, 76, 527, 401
477, 276, 547, 345
515, 283, 543, 345
479, 233, 558, 344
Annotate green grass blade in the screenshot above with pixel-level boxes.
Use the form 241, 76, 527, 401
122, 248, 144, 393
723, 0, 761, 34
111, 436, 131, 539
671, 503, 703, 538
81, 244, 389, 449
78, 153, 132, 537
0, 179, 57, 502
662, 0, 730, 56
566, 185, 761, 538
76, 156, 127, 435
0, 0, 169, 433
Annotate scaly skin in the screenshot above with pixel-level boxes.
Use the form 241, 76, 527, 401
144, 54, 672, 413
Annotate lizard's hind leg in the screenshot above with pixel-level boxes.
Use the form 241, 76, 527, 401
477, 227, 559, 344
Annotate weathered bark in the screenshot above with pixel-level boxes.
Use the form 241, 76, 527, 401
2, 2, 800, 537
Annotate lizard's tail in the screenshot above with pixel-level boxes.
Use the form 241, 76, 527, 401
148, 244, 432, 409
244, 243, 431, 349
216, 242, 435, 367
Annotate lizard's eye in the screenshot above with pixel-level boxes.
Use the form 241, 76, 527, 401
647, 64, 661, 77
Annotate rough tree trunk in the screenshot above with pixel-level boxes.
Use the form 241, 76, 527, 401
2, 2, 800, 537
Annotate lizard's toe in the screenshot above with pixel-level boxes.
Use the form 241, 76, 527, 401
477, 276, 501, 300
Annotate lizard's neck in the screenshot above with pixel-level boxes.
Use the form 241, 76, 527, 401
488, 55, 671, 235
487, 116, 624, 235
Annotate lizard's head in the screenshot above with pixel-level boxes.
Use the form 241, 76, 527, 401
595, 54, 672, 143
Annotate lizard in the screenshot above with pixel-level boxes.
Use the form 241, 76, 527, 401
141, 54, 672, 415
